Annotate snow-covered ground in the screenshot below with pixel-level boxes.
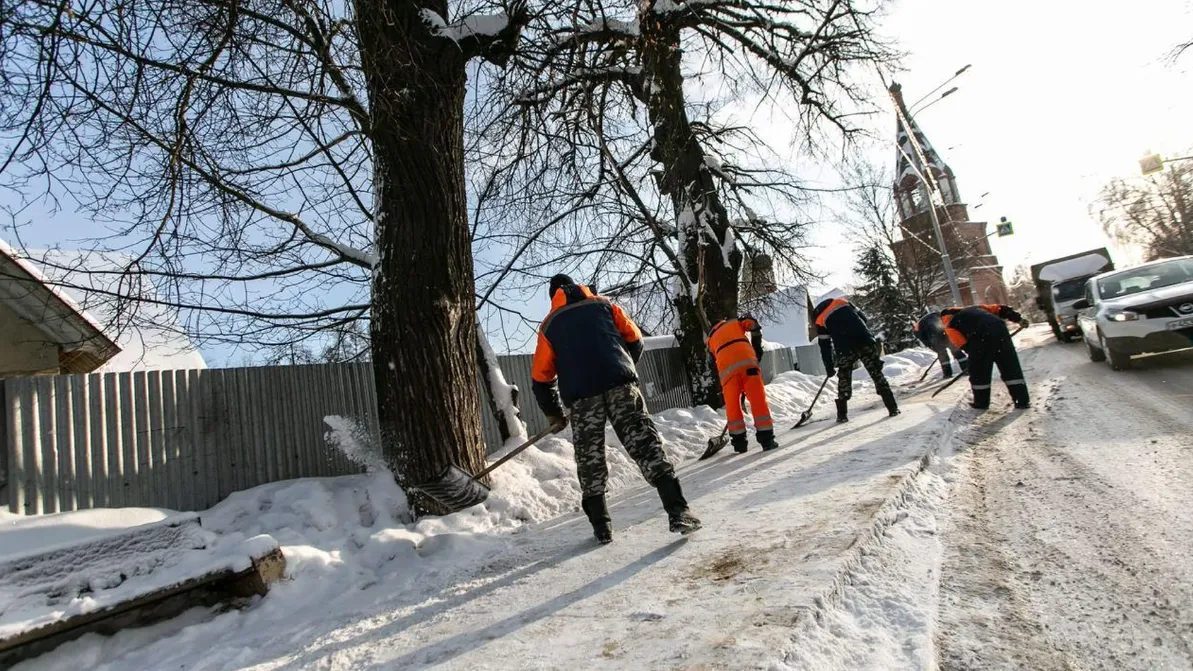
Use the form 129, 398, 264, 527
19, 327, 1188, 670
9, 348, 946, 670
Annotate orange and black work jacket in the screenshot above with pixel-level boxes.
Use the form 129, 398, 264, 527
531, 284, 644, 416
707, 316, 763, 381
940, 304, 1023, 353
812, 298, 876, 370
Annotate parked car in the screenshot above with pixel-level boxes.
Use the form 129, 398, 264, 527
1072, 256, 1193, 370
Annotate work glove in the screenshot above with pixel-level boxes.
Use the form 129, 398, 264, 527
547, 415, 568, 433
1019, 318, 1030, 329
825, 366, 836, 378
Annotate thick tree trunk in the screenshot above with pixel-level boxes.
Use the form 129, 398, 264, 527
638, 10, 741, 408
356, 0, 486, 514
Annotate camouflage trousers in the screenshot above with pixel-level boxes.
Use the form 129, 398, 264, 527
836, 342, 891, 401
569, 382, 676, 498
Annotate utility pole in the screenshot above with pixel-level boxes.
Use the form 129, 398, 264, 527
889, 82, 964, 306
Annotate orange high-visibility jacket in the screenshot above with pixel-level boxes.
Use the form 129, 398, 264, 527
707, 316, 762, 382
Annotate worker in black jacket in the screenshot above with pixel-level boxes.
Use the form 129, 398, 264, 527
813, 297, 899, 423
940, 304, 1030, 410
914, 310, 968, 379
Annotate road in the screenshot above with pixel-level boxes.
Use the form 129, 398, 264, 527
935, 327, 1193, 670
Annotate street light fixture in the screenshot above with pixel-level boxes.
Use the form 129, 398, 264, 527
911, 86, 959, 115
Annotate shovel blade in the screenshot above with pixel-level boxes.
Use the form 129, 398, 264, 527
699, 434, 730, 460
410, 464, 491, 513
791, 409, 813, 430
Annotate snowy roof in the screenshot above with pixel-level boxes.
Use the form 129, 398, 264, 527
758, 286, 814, 348
1036, 252, 1112, 282
0, 237, 121, 371
13, 247, 206, 372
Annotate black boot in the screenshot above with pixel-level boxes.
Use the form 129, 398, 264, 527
1009, 384, 1031, 409
880, 390, 901, 417
835, 399, 849, 423
656, 476, 702, 534
581, 495, 613, 544
970, 388, 991, 410
757, 429, 779, 451
730, 433, 749, 454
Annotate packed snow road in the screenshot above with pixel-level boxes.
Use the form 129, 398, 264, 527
935, 327, 1193, 670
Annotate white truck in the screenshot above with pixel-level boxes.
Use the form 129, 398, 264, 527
1031, 248, 1115, 342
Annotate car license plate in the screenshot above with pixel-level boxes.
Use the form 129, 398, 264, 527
1168, 316, 1193, 330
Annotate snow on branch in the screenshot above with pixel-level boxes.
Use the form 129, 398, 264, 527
648, 0, 719, 14
421, 9, 511, 42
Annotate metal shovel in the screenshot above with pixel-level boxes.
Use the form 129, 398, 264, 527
792, 374, 833, 429
409, 425, 557, 513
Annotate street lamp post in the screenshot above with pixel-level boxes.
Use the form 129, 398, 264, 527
890, 82, 965, 307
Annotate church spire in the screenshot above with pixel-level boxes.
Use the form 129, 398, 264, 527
890, 82, 961, 221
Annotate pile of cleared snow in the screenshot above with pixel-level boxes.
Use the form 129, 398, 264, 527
0, 508, 175, 560
0, 512, 278, 641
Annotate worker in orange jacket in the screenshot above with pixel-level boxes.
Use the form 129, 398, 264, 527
707, 315, 778, 452
940, 304, 1030, 410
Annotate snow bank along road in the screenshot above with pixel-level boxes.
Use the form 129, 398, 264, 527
936, 329, 1193, 670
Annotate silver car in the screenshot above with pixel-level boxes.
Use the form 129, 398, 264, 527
1073, 256, 1193, 370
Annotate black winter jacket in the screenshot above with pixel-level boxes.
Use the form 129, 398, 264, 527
813, 298, 876, 370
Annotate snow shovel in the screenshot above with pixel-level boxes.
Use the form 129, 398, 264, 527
791, 374, 833, 429
409, 425, 557, 512
929, 326, 1024, 399
699, 426, 730, 460
917, 359, 938, 382
699, 393, 747, 460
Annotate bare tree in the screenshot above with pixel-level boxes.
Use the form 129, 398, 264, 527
470, 0, 892, 406
0, 0, 531, 512
1095, 161, 1193, 261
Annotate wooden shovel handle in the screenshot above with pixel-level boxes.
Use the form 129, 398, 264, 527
473, 426, 556, 480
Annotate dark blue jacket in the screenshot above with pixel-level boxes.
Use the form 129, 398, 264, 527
813, 298, 876, 369
531, 284, 644, 414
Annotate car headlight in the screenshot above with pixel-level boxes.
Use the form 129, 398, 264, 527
1108, 310, 1140, 322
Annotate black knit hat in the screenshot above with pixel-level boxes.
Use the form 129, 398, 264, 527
548, 273, 575, 298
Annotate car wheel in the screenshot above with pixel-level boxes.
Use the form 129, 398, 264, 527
1086, 331, 1106, 361
1100, 332, 1132, 370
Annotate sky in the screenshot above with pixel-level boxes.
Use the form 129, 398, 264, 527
4, 1, 1193, 360
804, 0, 1193, 293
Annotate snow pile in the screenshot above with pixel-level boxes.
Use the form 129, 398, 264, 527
777, 469, 947, 670
0, 508, 175, 560
0, 512, 279, 641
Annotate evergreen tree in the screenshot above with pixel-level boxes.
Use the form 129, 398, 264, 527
853, 245, 917, 352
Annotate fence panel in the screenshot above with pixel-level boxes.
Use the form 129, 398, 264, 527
5, 341, 804, 514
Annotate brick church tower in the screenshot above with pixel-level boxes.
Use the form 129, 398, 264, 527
888, 83, 1009, 308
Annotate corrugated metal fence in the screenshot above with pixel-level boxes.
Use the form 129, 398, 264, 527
3, 346, 814, 515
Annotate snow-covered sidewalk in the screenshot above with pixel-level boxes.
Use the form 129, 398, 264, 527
14, 350, 958, 670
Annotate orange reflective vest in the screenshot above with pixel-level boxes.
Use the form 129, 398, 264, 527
707, 317, 760, 382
